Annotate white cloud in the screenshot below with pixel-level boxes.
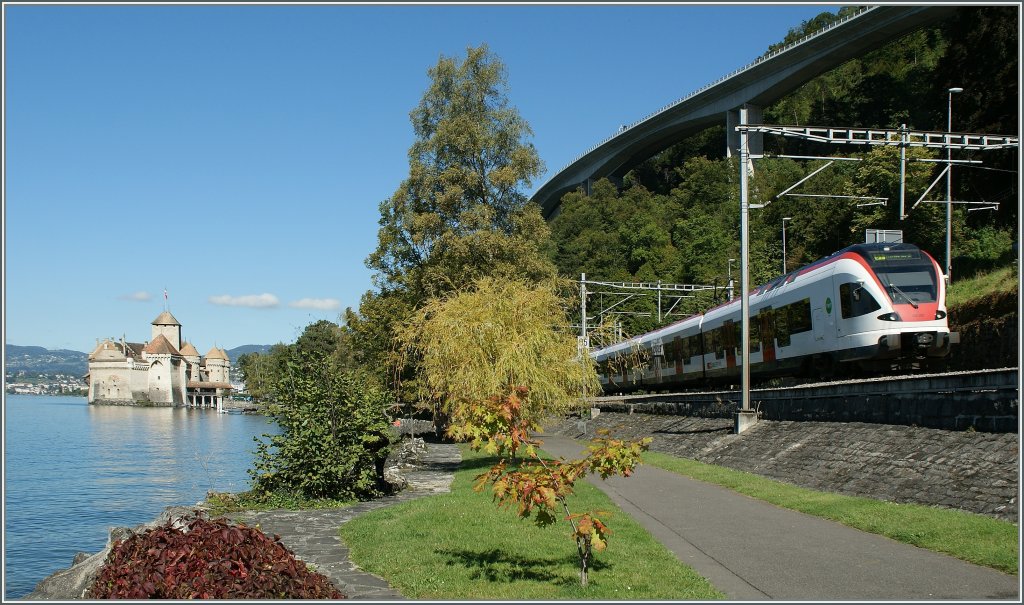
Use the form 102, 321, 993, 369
208, 293, 280, 308
119, 291, 152, 302
289, 297, 342, 311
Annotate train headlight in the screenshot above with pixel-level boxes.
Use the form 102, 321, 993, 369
877, 312, 901, 322
935, 310, 947, 320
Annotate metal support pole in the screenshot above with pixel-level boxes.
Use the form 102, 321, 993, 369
899, 124, 908, 219
736, 106, 755, 433
580, 273, 587, 350
781, 218, 791, 275
946, 87, 963, 284
657, 280, 662, 323
728, 259, 735, 301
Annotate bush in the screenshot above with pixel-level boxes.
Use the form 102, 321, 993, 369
87, 516, 345, 599
250, 354, 395, 501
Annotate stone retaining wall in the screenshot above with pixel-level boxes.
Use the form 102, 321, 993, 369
549, 412, 1018, 522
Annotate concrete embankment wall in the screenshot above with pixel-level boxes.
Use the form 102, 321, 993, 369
597, 369, 1018, 432
548, 412, 1019, 522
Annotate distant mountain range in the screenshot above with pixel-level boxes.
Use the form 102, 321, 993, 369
5, 343, 273, 376
224, 344, 274, 360
5, 345, 89, 376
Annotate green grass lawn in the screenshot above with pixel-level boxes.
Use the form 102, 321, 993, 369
642, 450, 1019, 575
338, 446, 725, 600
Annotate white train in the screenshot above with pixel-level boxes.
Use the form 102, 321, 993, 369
593, 242, 958, 391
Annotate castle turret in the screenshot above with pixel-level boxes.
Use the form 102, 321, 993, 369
179, 341, 202, 382
88, 339, 131, 403
203, 346, 231, 384
151, 311, 182, 351
179, 341, 201, 364
143, 334, 185, 405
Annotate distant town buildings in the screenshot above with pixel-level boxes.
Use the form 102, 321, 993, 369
6, 374, 86, 396
86, 311, 232, 408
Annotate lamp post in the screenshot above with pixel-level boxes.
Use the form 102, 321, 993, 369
946, 87, 963, 285
782, 217, 792, 274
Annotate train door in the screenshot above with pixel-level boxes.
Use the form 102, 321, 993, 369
760, 307, 776, 363
673, 337, 683, 377
723, 320, 737, 369
652, 339, 664, 384
813, 293, 837, 343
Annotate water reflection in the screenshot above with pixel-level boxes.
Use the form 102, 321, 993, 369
4, 396, 276, 599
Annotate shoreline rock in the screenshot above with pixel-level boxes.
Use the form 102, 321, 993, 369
23, 506, 203, 600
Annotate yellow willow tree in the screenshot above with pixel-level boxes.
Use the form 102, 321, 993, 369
394, 277, 650, 587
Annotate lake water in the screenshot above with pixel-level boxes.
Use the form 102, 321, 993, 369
3, 395, 277, 599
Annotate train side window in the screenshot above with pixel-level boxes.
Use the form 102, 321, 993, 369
789, 299, 812, 334
760, 307, 774, 345
722, 321, 736, 352
840, 282, 882, 318
706, 327, 725, 360
685, 334, 700, 365
749, 317, 761, 353
776, 308, 791, 347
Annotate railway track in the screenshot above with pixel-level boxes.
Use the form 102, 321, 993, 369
591, 368, 1019, 432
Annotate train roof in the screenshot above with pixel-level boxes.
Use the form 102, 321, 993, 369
705, 242, 929, 314
802, 242, 925, 273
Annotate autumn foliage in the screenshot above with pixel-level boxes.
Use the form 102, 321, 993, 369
468, 386, 651, 587
87, 515, 345, 599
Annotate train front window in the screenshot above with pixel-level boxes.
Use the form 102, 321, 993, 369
873, 266, 937, 305
865, 248, 938, 305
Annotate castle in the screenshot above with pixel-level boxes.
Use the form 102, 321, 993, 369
86, 310, 232, 408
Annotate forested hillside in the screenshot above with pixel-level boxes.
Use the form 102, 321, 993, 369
550, 6, 1017, 339
5, 345, 88, 376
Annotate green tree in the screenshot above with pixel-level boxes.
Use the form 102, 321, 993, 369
849, 144, 948, 255
549, 182, 627, 279
366, 44, 554, 301
353, 45, 557, 391
236, 344, 292, 405
294, 319, 343, 361
933, 7, 1019, 232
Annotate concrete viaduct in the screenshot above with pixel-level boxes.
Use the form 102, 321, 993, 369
530, 5, 959, 219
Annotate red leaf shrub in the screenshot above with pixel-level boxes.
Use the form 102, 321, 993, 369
87, 515, 345, 599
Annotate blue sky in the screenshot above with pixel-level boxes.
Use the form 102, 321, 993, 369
4, 3, 843, 352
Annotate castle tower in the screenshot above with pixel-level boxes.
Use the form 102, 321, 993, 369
142, 334, 185, 405
87, 339, 130, 403
179, 341, 202, 382
151, 311, 182, 350
203, 346, 231, 384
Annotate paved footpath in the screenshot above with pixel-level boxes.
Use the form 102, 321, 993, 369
227, 441, 460, 600
538, 432, 1020, 601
